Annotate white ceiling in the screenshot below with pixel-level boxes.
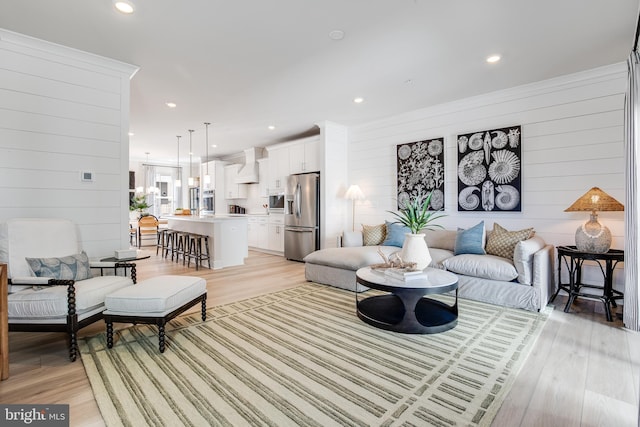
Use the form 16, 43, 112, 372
0, 0, 638, 163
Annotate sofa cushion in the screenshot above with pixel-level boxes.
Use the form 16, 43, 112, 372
486, 223, 534, 260
25, 251, 92, 281
382, 221, 409, 247
428, 248, 454, 270
362, 224, 386, 246
105, 275, 206, 314
514, 236, 546, 285
304, 246, 400, 271
424, 229, 457, 252
8, 275, 133, 319
443, 254, 518, 281
454, 221, 486, 255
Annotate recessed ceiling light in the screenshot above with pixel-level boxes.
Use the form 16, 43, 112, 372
211, 145, 217, 148
267, 125, 275, 130
166, 102, 177, 108
328, 30, 345, 41
114, 1, 134, 14
486, 55, 501, 63
353, 97, 364, 104
128, 132, 134, 136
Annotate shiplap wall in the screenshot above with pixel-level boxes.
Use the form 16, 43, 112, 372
0, 29, 138, 257
347, 63, 627, 292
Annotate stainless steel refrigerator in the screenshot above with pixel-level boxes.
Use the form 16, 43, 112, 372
284, 172, 320, 261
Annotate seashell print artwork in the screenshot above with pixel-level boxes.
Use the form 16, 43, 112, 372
458, 151, 487, 186
468, 132, 484, 150
456, 125, 521, 211
495, 185, 520, 210
508, 128, 520, 148
396, 137, 445, 211
458, 186, 481, 210
482, 181, 494, 211
458, 136, 468, 153
488, 149, 520, 184
491, 131, 508, 149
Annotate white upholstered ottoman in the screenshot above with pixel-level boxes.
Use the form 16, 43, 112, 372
103, 275, 207, 352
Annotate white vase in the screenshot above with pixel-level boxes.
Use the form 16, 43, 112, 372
400, 233, 431, 270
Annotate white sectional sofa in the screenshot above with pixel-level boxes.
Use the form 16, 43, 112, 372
304, 226, 555, 312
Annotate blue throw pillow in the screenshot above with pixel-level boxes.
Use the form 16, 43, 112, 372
454, 221, 486, 255
382, 221, 410, 247
25, 251, 92, 281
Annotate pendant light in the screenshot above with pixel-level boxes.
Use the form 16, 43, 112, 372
204, 122, 211, 187
188, 129, 195, 187
175, 135, 182, 187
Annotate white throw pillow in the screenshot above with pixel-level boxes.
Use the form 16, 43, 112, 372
342, 231, 363, 247
513, 236, 546, 285
443, 254, 518, 281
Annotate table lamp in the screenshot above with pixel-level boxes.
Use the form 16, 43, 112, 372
345, 184, 365, 232
564, 187, 624, 253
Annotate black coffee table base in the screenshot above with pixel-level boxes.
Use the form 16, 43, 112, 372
357, 291, 458, 334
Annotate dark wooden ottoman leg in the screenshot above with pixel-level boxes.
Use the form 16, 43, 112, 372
106, 321, 114, 348
159, 322, 166, 353
201, 297, 207, 321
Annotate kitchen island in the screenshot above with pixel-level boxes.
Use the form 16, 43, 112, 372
166, 215, 248, 269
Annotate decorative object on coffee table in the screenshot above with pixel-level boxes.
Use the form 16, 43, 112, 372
387, 191, 446, 270
564, 187, 624, 253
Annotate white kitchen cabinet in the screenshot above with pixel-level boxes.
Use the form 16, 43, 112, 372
247, 217, 258, 247
267, 214, 284, 253
257, 220, 269, 249
247, 216, 269, 249
257, 158, 269, 198
224, 164, 248, 199
267, 146, 289, 193
289, 137, 320, 174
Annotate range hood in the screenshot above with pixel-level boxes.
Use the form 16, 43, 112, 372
235, 147, 261, 184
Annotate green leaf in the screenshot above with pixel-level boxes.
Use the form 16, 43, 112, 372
386, 190, 446, 234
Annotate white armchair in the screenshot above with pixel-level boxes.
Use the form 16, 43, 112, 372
0, 218, 136, 361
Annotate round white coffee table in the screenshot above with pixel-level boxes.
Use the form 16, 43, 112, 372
355, 266, 458, 334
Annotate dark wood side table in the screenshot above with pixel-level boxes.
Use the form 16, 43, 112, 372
551, 245, 624, 321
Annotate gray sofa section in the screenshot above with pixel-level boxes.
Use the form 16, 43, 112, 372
304, 229, 555, 312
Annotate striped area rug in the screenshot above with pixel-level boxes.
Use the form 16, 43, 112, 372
79, 283, 550, 427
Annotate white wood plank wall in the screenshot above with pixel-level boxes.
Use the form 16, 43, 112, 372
348, 63, 627, 293
0, 29, 137, 257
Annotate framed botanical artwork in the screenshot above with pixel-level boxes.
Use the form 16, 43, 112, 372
396, 138, 445, 210
456, 126, 521, 212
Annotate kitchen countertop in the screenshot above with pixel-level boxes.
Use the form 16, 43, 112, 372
165, 215, 249, 222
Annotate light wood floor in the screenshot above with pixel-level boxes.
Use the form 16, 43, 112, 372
0, 250, 638, 427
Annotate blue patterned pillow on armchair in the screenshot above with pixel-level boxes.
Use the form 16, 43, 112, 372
25, 251, 92, 280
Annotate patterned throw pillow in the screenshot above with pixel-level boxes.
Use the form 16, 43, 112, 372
362, 224, 386, 246
25, 251, 92, 281
485, 223, 534, 261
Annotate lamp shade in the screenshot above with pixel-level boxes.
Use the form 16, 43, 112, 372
564, 187, 623, 254
345, 184, 365, 200
564, 187, 624, 213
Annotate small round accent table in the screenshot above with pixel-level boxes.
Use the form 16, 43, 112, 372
551, 245, 624, 322
355, 267, 458, 334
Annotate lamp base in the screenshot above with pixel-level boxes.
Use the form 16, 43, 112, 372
575, 215, 611, 254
